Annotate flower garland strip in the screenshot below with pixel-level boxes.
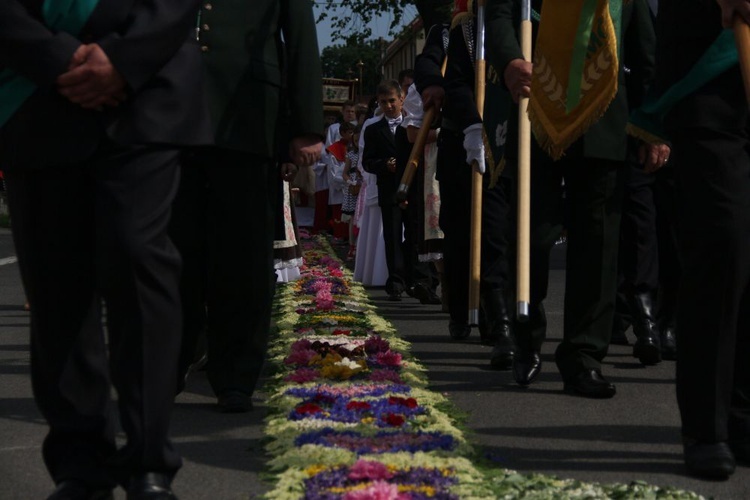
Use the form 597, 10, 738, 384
264, 235, 704, 500
265, 236, 492, 499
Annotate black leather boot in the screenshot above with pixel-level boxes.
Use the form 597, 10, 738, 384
660, 326, 677, 361
630, 291, 661, 365
656, 288, 678, 361
485, 290, 515, 370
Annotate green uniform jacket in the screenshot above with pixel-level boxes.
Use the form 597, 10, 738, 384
197, 0, 324, 157
486, 0, 656, 162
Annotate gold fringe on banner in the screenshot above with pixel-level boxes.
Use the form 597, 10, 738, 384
529, 0, 619, 160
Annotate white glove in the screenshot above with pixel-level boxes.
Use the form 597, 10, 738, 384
463, 123, 485, 174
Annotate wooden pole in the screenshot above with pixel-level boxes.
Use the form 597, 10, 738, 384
396, 108, 436, 203
396, 58, 448, 203
517, 1, 532, 320
468, 0, 487, 326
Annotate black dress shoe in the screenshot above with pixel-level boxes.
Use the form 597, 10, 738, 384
127, 473, 177, 499
485, 291, 515, 368
629, 292, 662, 365
448, 320, 470, 340
563, 370, 616, 399
513, 351, 541, 386
48, 480, 113, 500
489, 339, 515, 371
217, 390, 252, 413
633, 336, 662, 365
683, 439, 735, 479
387, 291, 402, 302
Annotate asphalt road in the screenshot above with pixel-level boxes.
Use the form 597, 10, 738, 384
1, 229, 748, 499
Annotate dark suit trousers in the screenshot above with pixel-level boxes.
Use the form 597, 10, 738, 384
436, 129, 513, 324
507, 152, 624, 376
618, 163, 659, 293
653, 166, 681, 329
5, 145, 183, 484
666, 68, 750, 442
613, 160, 659, 327
170, 148, 277, 397
379, 198, 407, 293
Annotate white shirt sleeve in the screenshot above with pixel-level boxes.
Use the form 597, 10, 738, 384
401, 83, 424, 130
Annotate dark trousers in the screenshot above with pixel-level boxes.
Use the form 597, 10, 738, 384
613, 161, 659, 328
379, 198, 407, 294
619, 163, 659, 293
653, 166, 681, 329
614, 160, 680, 331
5, 145, 183, 485
507, 151, 624, 377
378, 190, 432, 294
169, 148, 277, 397
436, 129, 513, 323
667, 68, 750, 442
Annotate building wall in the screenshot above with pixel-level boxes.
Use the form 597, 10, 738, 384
382, 28, 425, 83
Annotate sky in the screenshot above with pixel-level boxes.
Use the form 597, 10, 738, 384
312, 3, 417, 52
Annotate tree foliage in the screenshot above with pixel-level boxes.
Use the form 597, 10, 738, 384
321, 40, 383, 96
315, 0, 453, 44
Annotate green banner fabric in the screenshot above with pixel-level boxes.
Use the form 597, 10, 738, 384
483, 62, 512, 187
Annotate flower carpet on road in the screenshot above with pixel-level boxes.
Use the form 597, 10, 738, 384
263, 235, 703, 499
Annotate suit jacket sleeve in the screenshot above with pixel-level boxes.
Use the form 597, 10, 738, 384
362, 121, 390, 176
0, 1, 81, 86
414, 24, 446, 94
486, 0, 524, 91
97, 0, 202, 92
443, 25, 481, 130
281, 0, 325, 141
622, 0, 656, 110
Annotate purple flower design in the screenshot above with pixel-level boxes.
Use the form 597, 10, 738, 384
284, 384, 412, 400
288, 395, 426, 426
303, 462, 459, 500
294, 428, 456, 454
